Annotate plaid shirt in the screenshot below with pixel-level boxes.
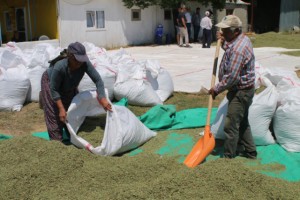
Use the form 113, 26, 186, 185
215, 34, 255, 94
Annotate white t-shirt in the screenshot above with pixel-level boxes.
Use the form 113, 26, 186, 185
185, 12, 192, 23
200, 16, 212, 30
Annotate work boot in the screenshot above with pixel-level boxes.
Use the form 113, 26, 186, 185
241, 151, 257, 159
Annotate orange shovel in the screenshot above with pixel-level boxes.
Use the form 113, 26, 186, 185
184, 39, 221, 168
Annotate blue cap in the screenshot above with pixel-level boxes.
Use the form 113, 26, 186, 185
67, 42, 89, 63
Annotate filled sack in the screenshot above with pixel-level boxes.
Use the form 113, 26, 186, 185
67, 90, 157, 156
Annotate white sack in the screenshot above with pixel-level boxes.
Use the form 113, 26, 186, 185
78, 64, 116, 100
248, 78, 277, 145
254, 61, 269, 89
114, 61, 162, 106
66, 90, 157, 156
67, 91, 107, 133
0, 50, 25, 70
199, 97, 228, 139
274, 87, 300, 152
0, 65, 30, 111
156, 69, 174, 102
211, 97, 228, 139
26, 66, 46, 102
146, 68, 174, 102
264, 67, 299, 86
114, 79, 163, 106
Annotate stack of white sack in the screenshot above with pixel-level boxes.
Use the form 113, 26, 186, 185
0, 42, 174, 109
66, 90, 157, 156
113, 49, 174, 106
200, 62, 300, 152
0, 48, 30, 111
78, 44, 174, 106
78, 42, 117, 100
25, 43, 61, 102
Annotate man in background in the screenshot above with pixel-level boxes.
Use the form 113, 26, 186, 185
192, 7, 201, 43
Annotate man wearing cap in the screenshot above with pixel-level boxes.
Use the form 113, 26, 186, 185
200, 11, 212, 48
208, 15, 257, 159
40, 42, 112, 142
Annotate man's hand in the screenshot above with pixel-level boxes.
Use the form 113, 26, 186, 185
98, 97, 112, 112
59, 108, 67, 123
216, 31, 225, 46
56, 99, 67, 123
208, 88, 217, 100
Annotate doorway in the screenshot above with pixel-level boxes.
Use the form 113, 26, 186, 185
15, 8, 27, 42
245, 0, 281, 33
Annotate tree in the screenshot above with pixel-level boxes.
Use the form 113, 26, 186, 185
122, 0, 227, 10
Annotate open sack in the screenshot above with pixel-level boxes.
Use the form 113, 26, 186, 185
66, 90, 157, 156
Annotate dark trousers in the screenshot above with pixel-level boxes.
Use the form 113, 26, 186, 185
186, 23, 191, 42
223, 88, 256, 158
193, 25, 200, 42
202, 29, 212, 48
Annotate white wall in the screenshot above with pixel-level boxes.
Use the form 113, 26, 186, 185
58, 0, 174, 48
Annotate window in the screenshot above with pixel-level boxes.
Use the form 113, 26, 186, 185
4, 12, 12, 32
86, 10, 105, 29
164, 9, 171, 20
131, 9, 141, 21
226, 9, 234, 15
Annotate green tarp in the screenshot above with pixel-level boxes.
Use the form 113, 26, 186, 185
0, 134, 13, 141
138, 105, 218, 130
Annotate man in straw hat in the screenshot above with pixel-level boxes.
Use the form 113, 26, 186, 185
208, 15, 257, 159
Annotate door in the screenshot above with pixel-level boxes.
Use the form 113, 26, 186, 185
15, 8, 27, 42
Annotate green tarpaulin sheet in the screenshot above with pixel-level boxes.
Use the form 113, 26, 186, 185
32, 130, 69, 141
0, 134, 13, 141
138, 105, 218, 130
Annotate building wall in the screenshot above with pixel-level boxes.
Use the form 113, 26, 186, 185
279, 0, 300, 32
29, 0, 58, 40
58, 0, 175, 48
216, 4, 249, 33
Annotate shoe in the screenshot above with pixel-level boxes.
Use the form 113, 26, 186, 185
241, 151, 257, 159
179, 44, 184, 47
223, 153, 235, 159
185, 44, 192, 48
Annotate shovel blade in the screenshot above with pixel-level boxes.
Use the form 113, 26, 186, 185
184, 126, 215, 168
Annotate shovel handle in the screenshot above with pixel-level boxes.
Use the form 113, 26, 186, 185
206, 39, 221, 126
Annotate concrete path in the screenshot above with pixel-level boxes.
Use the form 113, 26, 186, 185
122, 43, 300, 93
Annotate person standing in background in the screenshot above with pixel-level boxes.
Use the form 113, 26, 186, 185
200, 11, 212, 48
173, 7, 181, 45
192, 7, 201, 43
208, 9, 216, 42
185, 7, 192, 42
177, 7, 191, 48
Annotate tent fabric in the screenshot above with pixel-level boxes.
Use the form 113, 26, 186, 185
138, 105, 218, 130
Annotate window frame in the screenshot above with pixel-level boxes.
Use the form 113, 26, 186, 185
4, 11, 13, 32
131, 9, 141, 21
86, 10, 105, 30
226, 9, 234, 15
164, 9, 172, 20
